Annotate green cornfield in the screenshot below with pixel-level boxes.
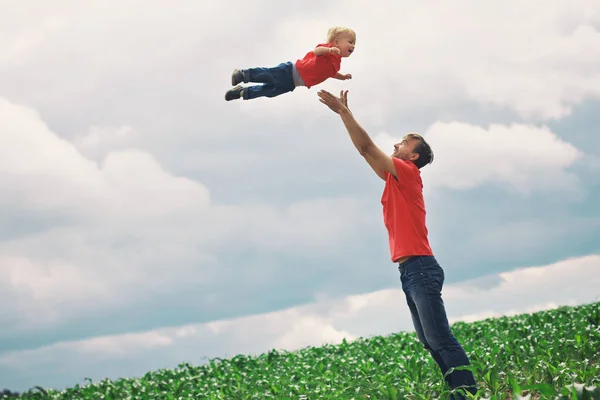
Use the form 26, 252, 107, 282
4, 301, 599, 399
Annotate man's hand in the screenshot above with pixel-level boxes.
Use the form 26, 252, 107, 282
318, 89, 393, 181
318, 89, 350, 115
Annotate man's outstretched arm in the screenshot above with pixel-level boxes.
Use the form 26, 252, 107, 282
318, 90, 396, 180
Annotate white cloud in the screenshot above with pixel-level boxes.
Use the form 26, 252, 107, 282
0, 95, 366, 331
72, 125, 140, 161
76, 332, 174, 358
0, 2, 68, 65
271, 313, 356, 350
335, 0, 600, 121
374, 121, 585, 193
0, 255, 112, 327
1, 253, 598, 391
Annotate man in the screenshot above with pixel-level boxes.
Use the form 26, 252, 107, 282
317, 89, 478, 399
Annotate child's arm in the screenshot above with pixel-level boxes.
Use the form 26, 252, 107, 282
334, 72, 352, 80
313, 46, 340, 56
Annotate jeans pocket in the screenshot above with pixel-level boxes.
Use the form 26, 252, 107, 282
403, 264, 425, 280
425, 265, 444, 292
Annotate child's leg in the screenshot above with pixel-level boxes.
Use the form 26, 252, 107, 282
245, 82, 292, 99
232, 62, 292, 85
232, 64, 282, 86
225, 81, 294, 101
231, 67, 271, 85
226, 62, 296, 101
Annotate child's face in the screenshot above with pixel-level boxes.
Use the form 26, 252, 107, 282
334, 34, 356, 57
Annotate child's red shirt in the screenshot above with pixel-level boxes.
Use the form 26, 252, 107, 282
295, 43, 341, 88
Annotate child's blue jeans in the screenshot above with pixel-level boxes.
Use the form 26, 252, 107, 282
398, 256, 478, 399
242, 62, 298, 99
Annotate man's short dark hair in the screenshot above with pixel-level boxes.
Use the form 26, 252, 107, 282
406, 133, 434, 169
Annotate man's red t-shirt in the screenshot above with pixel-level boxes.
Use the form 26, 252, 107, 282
295, 43, 341, 88
381, 157, 434, 262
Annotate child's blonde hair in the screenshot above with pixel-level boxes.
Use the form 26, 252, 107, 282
326, 26, 356, 43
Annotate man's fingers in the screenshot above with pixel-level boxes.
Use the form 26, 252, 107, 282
339, 90, 348, 107
318, 89, 345, 111
319, 90, 338, 100
318, 92, 339, 105
319, 97, 336, 107
318, 92, 332, 102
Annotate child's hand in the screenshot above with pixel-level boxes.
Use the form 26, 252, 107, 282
329, 47, 341, 54
334, 72, 352, 81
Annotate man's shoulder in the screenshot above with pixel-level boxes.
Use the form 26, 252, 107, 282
392, 158, 420, 178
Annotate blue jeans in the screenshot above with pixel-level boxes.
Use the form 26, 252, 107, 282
242, 62, 296, 99
398, 256, 477, 398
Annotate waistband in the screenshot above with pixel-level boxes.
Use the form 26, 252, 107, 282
397, 255, 437, 273
291, 63, 305, 87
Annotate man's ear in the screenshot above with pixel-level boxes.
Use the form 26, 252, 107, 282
410, 152, 420, 162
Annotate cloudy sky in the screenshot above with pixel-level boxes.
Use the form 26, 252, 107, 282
1, 0, 600, 393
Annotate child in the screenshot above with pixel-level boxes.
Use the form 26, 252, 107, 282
225, 26, 356, 101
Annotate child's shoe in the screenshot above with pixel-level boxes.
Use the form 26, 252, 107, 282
231, 69, 245, 86
225, 85, 245, 101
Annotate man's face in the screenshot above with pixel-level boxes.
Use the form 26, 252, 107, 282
392, 136, 419, 162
